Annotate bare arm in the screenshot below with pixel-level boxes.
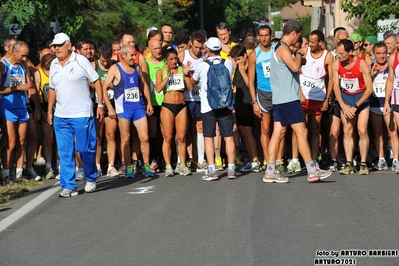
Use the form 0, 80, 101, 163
247, 50, 261, 118
278, 45, 304, 73
138, 66, 153, 116
47, 88, 56, 125
102, 65, 117, 112
384, 56, 395, 114
156, 67, 169, 93
321, 52, 334, 111
355, 59, 373, 105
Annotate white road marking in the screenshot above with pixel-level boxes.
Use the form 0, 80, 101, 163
0, 182, 60, 233
127, 186, 155, 194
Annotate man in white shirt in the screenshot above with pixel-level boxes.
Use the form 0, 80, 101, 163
191, 37, 236, 181
47, 33, 104, 197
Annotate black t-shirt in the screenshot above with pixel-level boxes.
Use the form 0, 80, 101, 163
233, 67, 252, 114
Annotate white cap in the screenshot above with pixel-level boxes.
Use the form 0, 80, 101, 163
205, 37, 222, 50
146, 27, 158, 38
50, 33, 70, 46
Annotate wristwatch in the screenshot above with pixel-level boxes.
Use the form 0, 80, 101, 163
297, 51, 304, 57
251, 99, 257, 104
353, 103, 358, 109
97, 104, 104, 108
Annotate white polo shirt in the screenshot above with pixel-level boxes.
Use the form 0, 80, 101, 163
49, 51, 99, 118
192, 56, 233, 113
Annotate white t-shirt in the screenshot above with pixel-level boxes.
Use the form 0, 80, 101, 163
192, 56, 234, 113
49, 52, 99, 118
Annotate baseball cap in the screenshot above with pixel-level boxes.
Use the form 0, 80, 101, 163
349, 33, 362, 43
50, 33, 70, 46
146, 27, 158, 38
205, 37, 222, 50
365, 36, 378, 45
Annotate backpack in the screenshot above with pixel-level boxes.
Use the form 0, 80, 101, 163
206, 59, 234, 109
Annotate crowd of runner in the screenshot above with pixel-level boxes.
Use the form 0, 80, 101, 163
1, 20, 399, 196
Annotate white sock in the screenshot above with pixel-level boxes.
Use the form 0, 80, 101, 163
379, 158, 385, 161
197, 132, 204, 163
16, 168, 23, 177
96, 164, 101, 170
393, 159, 398, 163
176, 139, 180, 163
292, 158, 299, 163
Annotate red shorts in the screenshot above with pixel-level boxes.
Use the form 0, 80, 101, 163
302, 99, 323, 115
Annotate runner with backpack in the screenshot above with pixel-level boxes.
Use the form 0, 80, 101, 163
189, 37, 236, 181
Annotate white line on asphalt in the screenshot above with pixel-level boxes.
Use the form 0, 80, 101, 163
0, 181, 60, 233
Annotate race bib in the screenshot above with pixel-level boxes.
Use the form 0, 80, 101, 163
125, 87, 140, 102
262, 62, 271, 78
191, 85, 201, 98
394, 77, 399, 91
341, 77, 360, 92
166, 74, 183, 91
373, 80, 386, 98
44, 83, 49, 99
107, 89, 114, 100
150, 80, 163, 95
10, 74, 24, 87
301, 76, 318, 90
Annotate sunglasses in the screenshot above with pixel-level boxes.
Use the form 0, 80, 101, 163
363, 43, 372, 47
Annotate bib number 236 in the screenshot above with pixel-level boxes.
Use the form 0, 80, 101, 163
125, 87, 140, 102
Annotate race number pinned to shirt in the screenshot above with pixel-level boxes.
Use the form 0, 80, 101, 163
301, 76, 317, 90
107, 89, 114, 100
125, 87, 140, 102
373, 80, 385, 97
151, 80, 162, 95
341, 77, 360, 92
262, 62, 271, 78
166, 74, 183, 91
191, 85, 201, 98
44, 83, 50, 99
10, 74, 24, 87
394, 77, 399, 91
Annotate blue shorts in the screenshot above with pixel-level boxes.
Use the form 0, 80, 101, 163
342, 91, 370, 114
273, 101, 305, 125
0, 108, 29, 123
118, 108, 146, 122
202, 108, 233, 137
187, 101, 202, 119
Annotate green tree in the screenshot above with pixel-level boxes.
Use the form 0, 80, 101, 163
78, 0, 191, 44
298, 13, 311, 38
0, 0, 84, 37
340, 0, 399, 37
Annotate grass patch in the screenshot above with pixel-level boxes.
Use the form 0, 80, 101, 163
0, 179, 43, 209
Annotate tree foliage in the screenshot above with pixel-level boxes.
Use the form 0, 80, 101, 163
0, 0, 84, 37
340, 0, 399, 37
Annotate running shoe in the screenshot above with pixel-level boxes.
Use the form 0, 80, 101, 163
45, 168, 55, 180
359, 164, 369, 175
275, 160, 285, 174
143, 164, 154, 177
59, 189, 78, 197
85, 181, 96, 193
215, 157, 224, 171
227, 169, 237, 179
262, 172, 289, 183
165, 166, 174, 177
118, 163, 126, 175
328, 160, 338, 172
75, 168, 85, 181
196, 161, 208, 173
179, 165, 192, 176
125, 165, 134, 178
307, 169, 332, 183
377, 159, 388, 171
340, 164, 354, 175
107, 166, 119, 177
201, 171, 218, 181
239, 161, 252, 172
36, 157, 46, 165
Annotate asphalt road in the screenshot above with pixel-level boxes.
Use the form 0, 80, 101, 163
1, 169, 399, 266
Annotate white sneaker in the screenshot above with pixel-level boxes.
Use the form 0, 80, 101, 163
75, 168, 85, 181
36, 157, 46, 165
85, 181, 96, 193
55, 174, 60, 180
